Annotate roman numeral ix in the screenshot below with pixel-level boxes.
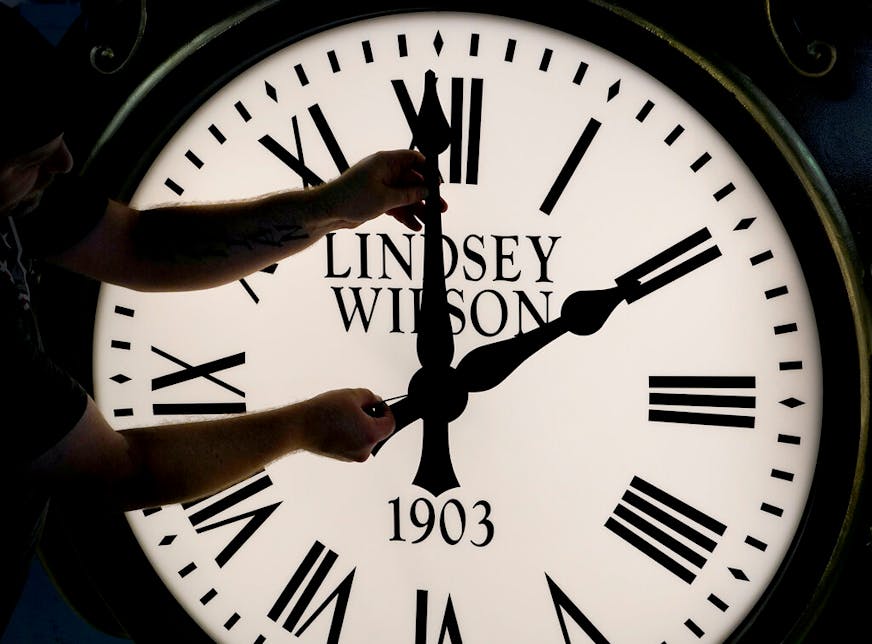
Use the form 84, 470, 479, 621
151, 346, 246, 415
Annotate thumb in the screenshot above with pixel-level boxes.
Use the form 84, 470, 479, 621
362, 397, 395, 442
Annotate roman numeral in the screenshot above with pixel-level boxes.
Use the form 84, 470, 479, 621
182, 471, 281, 567
259, 103, 350, 187
605, 476, 727, 584
392, 76, 483, 184
150, 346, 246, 415
415, 590, 464, 644
648, 375, 756, 428
267, 540, 355, 643
251, 104, 344, 306
540, 117, 602, 215
239, 262, 279, 304
545, 575, 610, 644
616, 228, 721, 303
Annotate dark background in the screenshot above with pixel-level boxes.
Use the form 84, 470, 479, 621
2, 0, 870, 642
2, 3, 130, 642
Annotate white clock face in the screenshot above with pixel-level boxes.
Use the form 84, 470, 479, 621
91, 11, 827, 643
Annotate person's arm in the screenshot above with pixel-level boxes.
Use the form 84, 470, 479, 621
28, 389, 394, 511
49, 149, 433, 291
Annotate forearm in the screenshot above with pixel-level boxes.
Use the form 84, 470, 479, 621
128, 185, 340, 291
107, 388, 387, 510
32, 389, 391, 512
51, 149, 429, 291
116, 404, 308, 510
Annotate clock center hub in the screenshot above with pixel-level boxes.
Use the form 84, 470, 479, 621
407, 366, 468, 423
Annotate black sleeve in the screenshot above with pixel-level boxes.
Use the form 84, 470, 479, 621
0, 288, 88, 466
15, 173, 109, 258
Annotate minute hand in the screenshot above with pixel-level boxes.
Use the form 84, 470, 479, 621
456, 227, 721, 393
415, 69, 453, 370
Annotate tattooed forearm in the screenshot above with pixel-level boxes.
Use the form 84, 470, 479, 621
135, 211, 310, 263
225, 224, 310, 253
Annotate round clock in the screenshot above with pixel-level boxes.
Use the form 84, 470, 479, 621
49, 2, 869, 642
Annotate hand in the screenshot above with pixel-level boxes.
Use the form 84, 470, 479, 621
297, 388, 395, 462
320, 149, 446, 232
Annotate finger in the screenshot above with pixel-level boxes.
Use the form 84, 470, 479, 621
361, 407, 395, 447
363, 399, 387, 417
386, 149, 426, 180
389, 210, 423, 231
370, 414, 395, 443
358, 389, 389, 418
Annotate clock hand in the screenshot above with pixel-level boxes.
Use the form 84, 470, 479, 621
367, 397, 460, 496
458, 227, 722, 392
376, 70, 460, 495
415, 69, 453, 371
374, 227, 721, 449
370, 72, 453, 461
456, 286, 622, 393
371, 292, 612, 456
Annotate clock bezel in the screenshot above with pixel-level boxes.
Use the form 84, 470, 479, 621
36, 2, 868, 641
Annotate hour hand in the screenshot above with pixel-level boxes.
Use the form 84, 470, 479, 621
457, 226, 721, 392
456, 287, 623, 393
374, 226, 722, 452
372, 285, 622, 458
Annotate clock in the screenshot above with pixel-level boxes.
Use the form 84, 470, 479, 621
40, 1, 869, 642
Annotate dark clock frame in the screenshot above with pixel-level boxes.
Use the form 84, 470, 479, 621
35, 2, 869, 642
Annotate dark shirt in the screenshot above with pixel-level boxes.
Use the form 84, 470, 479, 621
0, 173, 106, 632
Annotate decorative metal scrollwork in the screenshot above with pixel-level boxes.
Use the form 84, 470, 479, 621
766, 0, 838, 78
83, 0, 147, 75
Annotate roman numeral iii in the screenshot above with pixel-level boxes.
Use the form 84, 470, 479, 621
648, 375, 756, 428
